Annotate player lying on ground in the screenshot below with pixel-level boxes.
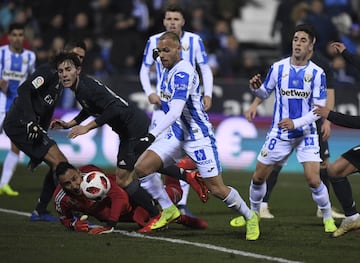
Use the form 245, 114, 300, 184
54, 162, 208, 234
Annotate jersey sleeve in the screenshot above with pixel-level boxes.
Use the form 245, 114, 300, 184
16, 65, 55, 122
250, 66, 276, 99
327, 111, 360, 129
140, 38, 158, 96
53, 186, 75, 230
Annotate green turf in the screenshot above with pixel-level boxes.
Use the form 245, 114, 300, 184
0, 165, 359, 263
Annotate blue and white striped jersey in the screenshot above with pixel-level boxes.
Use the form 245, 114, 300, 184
253, 57, 327, 139
157, 60, 213, 141
142, 31, 209, 94
0, 45, 36, 112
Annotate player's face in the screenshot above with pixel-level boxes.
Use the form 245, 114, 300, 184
8, 29, 24, 53
157, 37, 181, 69
58, 168, 82, 195
163, 11, 185, 36
292, 31, 313, 63
57, 60, 81, 89
71, 47, 86, 64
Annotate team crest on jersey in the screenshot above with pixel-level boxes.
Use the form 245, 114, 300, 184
182, 43, 189, 52
32, 76, 44, 89
304, 74, 312, 83
22, 57, 28, 64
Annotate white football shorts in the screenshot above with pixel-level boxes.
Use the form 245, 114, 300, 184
257, 134, 321, 165
148, 128, 222, 178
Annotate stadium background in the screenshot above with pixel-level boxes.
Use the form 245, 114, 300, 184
1, 0, 360, 173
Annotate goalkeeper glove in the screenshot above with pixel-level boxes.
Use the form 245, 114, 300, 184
71, 215, 89, 232
134, 133, 155, 154
88, 226, 114, 235
26, 121, 43, 141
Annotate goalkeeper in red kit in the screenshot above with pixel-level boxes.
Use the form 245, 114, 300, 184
53, 162, 208, 234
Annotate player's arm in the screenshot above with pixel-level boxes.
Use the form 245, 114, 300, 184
51, 108, 89, 130
332, 42, 360, 71
139, 39, 160, 105
281, 103, 323, 130
54, 187, 89, 232
245, 97, 263, 122
282, 72, 326, 130
16, 70, 50, 122
249, 68, 275, 100
67, 120, 98, 139
314, 104, 360, 129
89, 178, 130, 235
149, 99, 185, 137
198, 63, 213, 111
0, 53, 8, 93
195, 37, 213, 111
321, 88, 334, 140
149, 71, 189, 137
0, 79, 8, 93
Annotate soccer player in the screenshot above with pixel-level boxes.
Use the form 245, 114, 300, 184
54, 162, 208, 234
232, 24, 337, 234
0, 22, 36, 196
133, 31, 259, 240
312, 41, 360, 237
51, 52, 209, 232
3, 41, 86, 221
139, 4, 213, 216
242, 48, 345, 220
313, 104, 360, 237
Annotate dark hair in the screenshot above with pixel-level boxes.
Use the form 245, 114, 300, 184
8, 22, 25, 33
55, 162, 77, 179
53, 52, 82, 68
294, 24, 316, 43
165, 4, 185, 17
64, 40, 87, 53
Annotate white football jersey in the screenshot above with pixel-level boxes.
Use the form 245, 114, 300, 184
158, 60, 213, 141
0, 45, 36, 112
254, 57, 327, 139
142, 31, 209, 93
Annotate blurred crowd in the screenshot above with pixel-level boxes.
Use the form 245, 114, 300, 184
273, 0, 360, 86
1, 0, 360, 84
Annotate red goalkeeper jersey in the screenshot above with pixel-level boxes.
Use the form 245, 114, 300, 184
53, 165, 133, 229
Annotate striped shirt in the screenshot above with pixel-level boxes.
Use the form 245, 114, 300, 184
141, 31, 209, 95
0, 45, 36, 112
155, 59, 213, 141
252, 57, 327, 139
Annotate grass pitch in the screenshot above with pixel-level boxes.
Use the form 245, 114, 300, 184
1, 165, 359, 263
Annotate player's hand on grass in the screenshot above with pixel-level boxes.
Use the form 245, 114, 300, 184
71, 215, 89, 232
88, 226, 114, 235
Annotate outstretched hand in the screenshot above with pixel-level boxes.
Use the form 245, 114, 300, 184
68, 125, 89, 139
71, 215, 89, 232
313, 104, 331, 118
50, 119, 69, 129
330, 42, 346, 55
